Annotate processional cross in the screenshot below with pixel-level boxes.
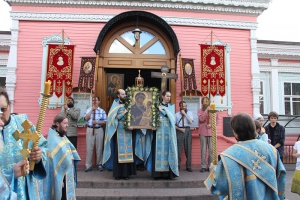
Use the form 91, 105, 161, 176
13, 120, 40, 175
151, 66, 178, 92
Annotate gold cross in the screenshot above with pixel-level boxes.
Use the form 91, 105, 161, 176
13, 120, 40, 161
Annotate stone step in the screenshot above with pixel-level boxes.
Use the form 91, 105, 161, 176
75, 188, 218, 200
77, 168, 209, 189
75, 168, 217, 199
77, 179, 204, 189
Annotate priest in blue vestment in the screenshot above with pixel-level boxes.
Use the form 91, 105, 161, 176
43, 114, 81, 200
103, 89, 137, 180
0, 117, 30, 200
151, 90, 179, 179
205, 112, 286, 200
0, 88, 47, 200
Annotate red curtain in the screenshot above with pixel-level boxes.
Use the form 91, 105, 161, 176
46, 44, 74, 98
200, 44, 225, 97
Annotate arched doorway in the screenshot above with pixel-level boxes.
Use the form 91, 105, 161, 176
94, 11, 180, 111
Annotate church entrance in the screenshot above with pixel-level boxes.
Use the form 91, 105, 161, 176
104, 68, 164, 110
94, 11, 180, 112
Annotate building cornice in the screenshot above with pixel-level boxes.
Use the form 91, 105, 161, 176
259, 60, 300, 73
258, 50, 300, 60
260, 68, 300, 73
5, 0, 270, 15
10, 12, 258, 30
259, 61, 300, 68
257, 41, 300, 60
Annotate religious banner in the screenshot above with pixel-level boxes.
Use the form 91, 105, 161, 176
200, 44, 225, 97
181, 58, 197, 91
78, 57, 96, 91
46, 44, 75, 98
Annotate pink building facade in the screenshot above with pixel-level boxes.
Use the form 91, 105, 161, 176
3, 0, 282, 167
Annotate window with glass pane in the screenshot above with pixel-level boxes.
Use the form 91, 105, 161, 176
109, 30, 166, 55
285, 97, 291, 115
120, 31, 135, 46
284, 82, 300, 115
143, 40, 166, 55
292, 83, 300, 95
109, 39, 132, 54
293, 98, 300, 115
140, 31, 154, 48
259, 81, 264, 114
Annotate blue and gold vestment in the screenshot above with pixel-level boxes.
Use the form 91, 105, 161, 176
205, 139, 286, 200
0, 114, 47, 200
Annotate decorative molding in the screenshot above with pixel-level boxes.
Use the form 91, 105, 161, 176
0, 62, 8, 66
260, 68, 300, 73
258, 50, 300, 57
6, 74, 17, 83
0, 68, 8, 75
259, 61, 300, 68
6, 0, 270, 15
10, 12, 258, 30
251, 79, 260, 88
0, 41, 10, 46
0, 55, 9, 60
165, 17, 257, 29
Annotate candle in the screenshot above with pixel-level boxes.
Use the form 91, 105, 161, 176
210, 101, 216, 110
44, 81, 51, 94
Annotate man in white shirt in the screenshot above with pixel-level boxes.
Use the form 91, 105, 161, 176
175, 101, 194, 172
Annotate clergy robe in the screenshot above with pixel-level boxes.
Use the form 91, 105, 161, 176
0, 114, 47, 200
151, 103, 179, 179
43, 128, 80, 200
103, 99, 138, 178
0, 171, 17, 200
205, 139, 286, 200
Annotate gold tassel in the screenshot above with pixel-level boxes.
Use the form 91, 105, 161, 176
56, 102, 58, 108
84, 93, 87, 99
221, 97, 223, 104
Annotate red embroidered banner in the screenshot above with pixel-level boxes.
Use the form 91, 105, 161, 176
200, 44, 225, 97
181, 58, 197, 91
46, 44, 74, 98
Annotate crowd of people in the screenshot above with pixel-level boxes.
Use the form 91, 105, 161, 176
1, 85, 299, 199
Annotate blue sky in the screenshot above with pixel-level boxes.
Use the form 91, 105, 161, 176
0, 0, 299, 42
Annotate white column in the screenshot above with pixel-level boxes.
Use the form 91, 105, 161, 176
270, 66, 279, 112
250, 29, 260, 115
6, 19, 19, 112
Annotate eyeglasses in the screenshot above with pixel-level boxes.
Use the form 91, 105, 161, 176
0, 106, 9, 113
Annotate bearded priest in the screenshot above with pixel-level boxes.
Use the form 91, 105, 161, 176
43, 114, 81, 200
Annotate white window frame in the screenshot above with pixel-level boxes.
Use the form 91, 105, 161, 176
283, 81, 300, 115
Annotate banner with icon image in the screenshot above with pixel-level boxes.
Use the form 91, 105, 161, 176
46, 44, 74, 98
200, 44, 225, 97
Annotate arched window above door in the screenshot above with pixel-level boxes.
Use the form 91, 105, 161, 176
108, 30, 166, 55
